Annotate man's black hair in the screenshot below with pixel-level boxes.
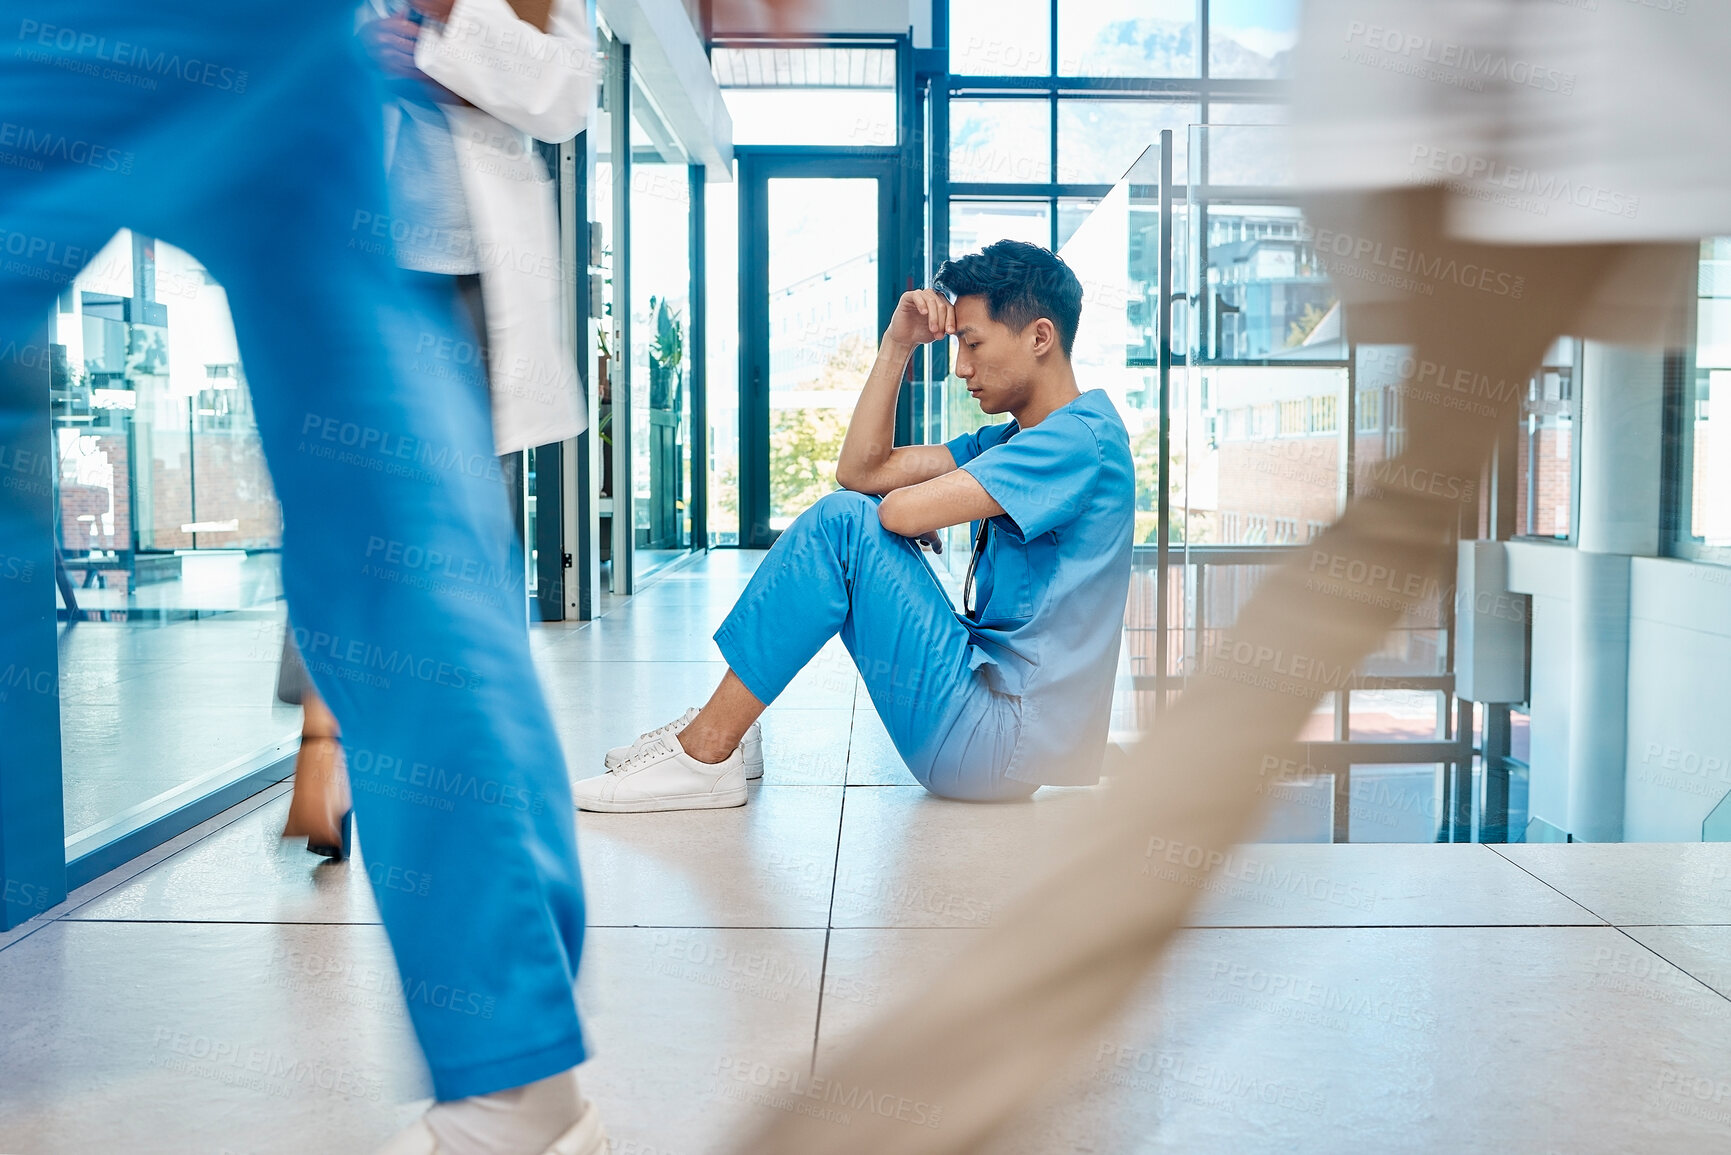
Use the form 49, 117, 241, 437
932, 240, 1084, 357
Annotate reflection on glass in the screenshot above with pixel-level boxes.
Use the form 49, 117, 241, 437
1193, 205, 1337, 361
766, 178, 878, 530
946, 201, 1051, 447
950, 100, 1050, 184
1345, 764, 1445, 842
594, 147, 618, 578
949, 0, 1050, 76
1057, 197, 1100, 250
1253, 760, 1449, 843
53, 230, 294, 846
1207, 0, 1299, 78
1206, 365, 1347, 544
630, 94, 695, 580
1197, 104, 1290, 186
1062, 183, 1140, 415
1058, 171, 1162, 548
1351, 691, 1446, 741
1058, 0, 1196, 77
707, 177, 740, 546
1058, 100, 1196, 185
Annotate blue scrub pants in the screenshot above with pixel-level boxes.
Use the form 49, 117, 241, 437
0, 3, 585, 1100
716, 492, 1035, 802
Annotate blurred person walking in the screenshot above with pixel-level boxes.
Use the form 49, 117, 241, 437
720, 3, 1731, 1152
282, 0, 591, 863
0, 3, 605, 1153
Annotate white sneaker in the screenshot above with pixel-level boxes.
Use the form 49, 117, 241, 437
372, 1096, 606, 1155
605, 708, 764, 780
575, 732, 747, 813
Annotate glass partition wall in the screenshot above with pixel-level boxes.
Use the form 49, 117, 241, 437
629, 79, 698, 580
50, 229, 298, 874
593, 33, 705, 594
1027, 125, 1484, 843
1178, 124, 1472, 843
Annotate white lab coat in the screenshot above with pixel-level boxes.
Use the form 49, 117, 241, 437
1291, 0, 1731, 245
1288, 0, 1731, 344
404, 0, 597, 454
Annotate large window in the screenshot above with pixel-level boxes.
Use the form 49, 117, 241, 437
936, 0, 1289, 450
714, 45, 897, 148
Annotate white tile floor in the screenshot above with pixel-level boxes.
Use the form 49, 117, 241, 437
6, 551, 1731, 1153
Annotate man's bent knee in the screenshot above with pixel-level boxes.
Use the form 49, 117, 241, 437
783, 489, 889, 544
808, 489, 879, 523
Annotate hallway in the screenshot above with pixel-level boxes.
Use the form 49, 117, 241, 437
4, 553, 1731, 1154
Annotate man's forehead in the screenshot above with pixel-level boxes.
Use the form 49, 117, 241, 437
952, 296, 995, 331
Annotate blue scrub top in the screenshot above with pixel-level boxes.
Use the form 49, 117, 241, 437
946, 388, 1135, 786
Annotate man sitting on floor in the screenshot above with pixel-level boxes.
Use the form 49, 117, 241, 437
574, 240, 1134, 812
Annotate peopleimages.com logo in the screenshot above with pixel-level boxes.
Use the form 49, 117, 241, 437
15, 20, 250, 92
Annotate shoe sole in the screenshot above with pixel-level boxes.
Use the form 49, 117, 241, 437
576, 785, 748, 813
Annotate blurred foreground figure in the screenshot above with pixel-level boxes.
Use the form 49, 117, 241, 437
283, 0, 592, 864
0, 4, 602, 1153
726, 4, 1731, 1152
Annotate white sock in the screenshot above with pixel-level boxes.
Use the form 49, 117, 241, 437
424, 1068, 583, 1155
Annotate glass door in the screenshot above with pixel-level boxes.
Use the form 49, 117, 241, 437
738, 155, 898, 546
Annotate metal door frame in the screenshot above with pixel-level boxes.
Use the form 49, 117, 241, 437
736, 151, 902, 548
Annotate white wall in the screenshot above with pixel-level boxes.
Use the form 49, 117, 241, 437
1624, 558, 1731, 839
1510, 543, 1731, 841
1507, 543, 1574, 833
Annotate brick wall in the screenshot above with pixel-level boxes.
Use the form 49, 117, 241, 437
57, 428, 280, 556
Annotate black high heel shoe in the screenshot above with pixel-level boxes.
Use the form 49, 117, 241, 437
307, 806, 353, 862
282, 735, 353, 861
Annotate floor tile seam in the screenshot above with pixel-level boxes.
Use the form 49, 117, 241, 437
53, 781, 295, 921
809, 929, 833, 1077
51, 918, 383, 927
584, 923, 834, 930
0, 918, 55, 958
1608, 923, 1731, 1007
823, 920, 1620, 930
1479, 844, 1616, 925
1180, 921, 1616, 929
810, 773, 852, 1076
840, 704, 861, 788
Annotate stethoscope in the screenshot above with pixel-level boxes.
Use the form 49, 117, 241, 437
962, 517, 990, 621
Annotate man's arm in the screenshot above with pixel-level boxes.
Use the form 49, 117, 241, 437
835, 289, 963, 496
877, 467, 1006, 538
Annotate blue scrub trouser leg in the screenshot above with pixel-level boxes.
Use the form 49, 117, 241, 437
0, 3, 586, 1101
715, 491, 1033, 801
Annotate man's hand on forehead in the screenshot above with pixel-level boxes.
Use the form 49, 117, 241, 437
886, 288, 957, 348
